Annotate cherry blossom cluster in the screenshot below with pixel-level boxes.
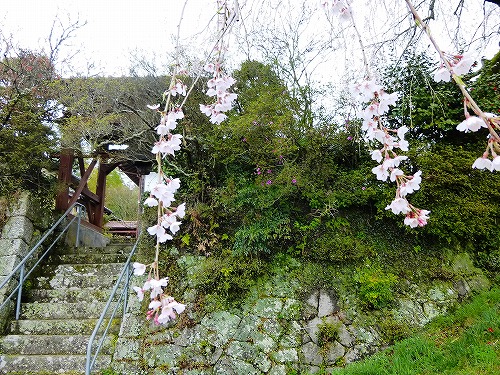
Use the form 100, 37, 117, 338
351, 79, 430, 227
320, 0, 351, 19
433, 54, 475, 83
199, 61, 237, 124
404, 0, 500, 174
132, 263, 185, 325
432, 53, 500, 172
147, 105, 184, 157
464, 109, 500, 171
130, 75, 189, 325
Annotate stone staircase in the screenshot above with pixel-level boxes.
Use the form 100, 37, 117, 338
0, 241, 133, 374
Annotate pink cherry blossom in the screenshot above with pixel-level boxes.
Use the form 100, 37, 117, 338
133, 286, 144, 301
133, 262, 147, 276
492, 156, 500, 171
400, 171, 422, 196
149, 278, 169, 299
371, 150, 383, 163
404, 209, 430, 227
378, 91, 399, 114
175, 203, 186, 218
433, 67, 450, 83
144, 196, 158, 207
390, 168, 404, 182
472, 156, 493, 171
385, 197, 411, 215
372, 164, 389, 181
456, 116, 487, 132
452, 55, 475, 76
149, 300, 162, 311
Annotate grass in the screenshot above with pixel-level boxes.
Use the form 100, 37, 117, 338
327, 287, 500, 375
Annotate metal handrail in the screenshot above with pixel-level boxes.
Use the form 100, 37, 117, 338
85, 237, 140, 375
0, 202, 86, 320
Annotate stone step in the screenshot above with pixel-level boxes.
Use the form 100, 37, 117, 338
0, 354, 112, 374
47, 252, 130, 265
24, 287, 118, 303
0, 334, 115, 355
40, 262, 126, 277
33, 273, 120, 290
20, 301, 118, 320
10, 318, 121, 335
53, 244, 133, 255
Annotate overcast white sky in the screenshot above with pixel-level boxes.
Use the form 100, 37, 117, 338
1, 0, 499, 81
1, 0, 214, 76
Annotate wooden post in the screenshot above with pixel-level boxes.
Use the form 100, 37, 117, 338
67, 159, 97, 209
55, 149, 74, 212
93, 162, 119, 228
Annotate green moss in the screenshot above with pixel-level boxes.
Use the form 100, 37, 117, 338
317, 319, 341, 348
354, 266, 398, 310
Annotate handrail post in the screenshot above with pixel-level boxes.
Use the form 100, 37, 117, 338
76, 204, 82, 248
15, 265, 24, 320
123, 265, 131, 321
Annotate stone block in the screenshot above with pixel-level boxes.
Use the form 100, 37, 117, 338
6, 192, 33, 219
301, 342, 322, 365
201, 311, 241, 347
0, 299, 14, 333
318, 289, 339, 318
306, 290, 319, 309
262, 318, 282, 340
0, 255, 22, 277
1, 216, 33, 242
143, 343, 182, 367
111, 361, 147, 375
269, 348, 298, 363
337, 324, 354, 348
233, 314, 261, 341
114, 337, 141, 360
254, 352, 272, 373
214, 356, 260, 375
226, 341, 259, 361
268, 364, 287, 375
65, 220, 110, 248
253, 297, 283, 318
305, 316, 340, 345
453, 279, 471, 298
251, 331, 277, 353
0, 238, 29, 258
280, 320, 302, 348
467, 274, 491, 292
325, 341, 345, 364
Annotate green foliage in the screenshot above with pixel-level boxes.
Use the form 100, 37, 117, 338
354, 266, 398, 309
0, 51, 58, 195
414, 143, 500, 251
301, 216, 374, 262
233, 210, 291, 256
99, 368, 120, 375
383, 52, 464, 141
317, 319, 340, 347
333, 288, 500, 375
192, 250, 266, 311
379, 315, 413, 343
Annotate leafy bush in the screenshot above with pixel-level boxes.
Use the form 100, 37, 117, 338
355, 266, 398, 309
193, 250, 266, 310
317, 319, 341, 347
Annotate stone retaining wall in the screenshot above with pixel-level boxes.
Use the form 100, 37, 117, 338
0, 193, 35, 332
111, 253, 490, 375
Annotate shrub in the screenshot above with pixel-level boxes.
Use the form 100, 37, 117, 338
355, 266, 398, 309
317, 319, 341, 347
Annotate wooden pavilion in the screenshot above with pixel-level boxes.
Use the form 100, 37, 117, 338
55, 149, 152, 236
